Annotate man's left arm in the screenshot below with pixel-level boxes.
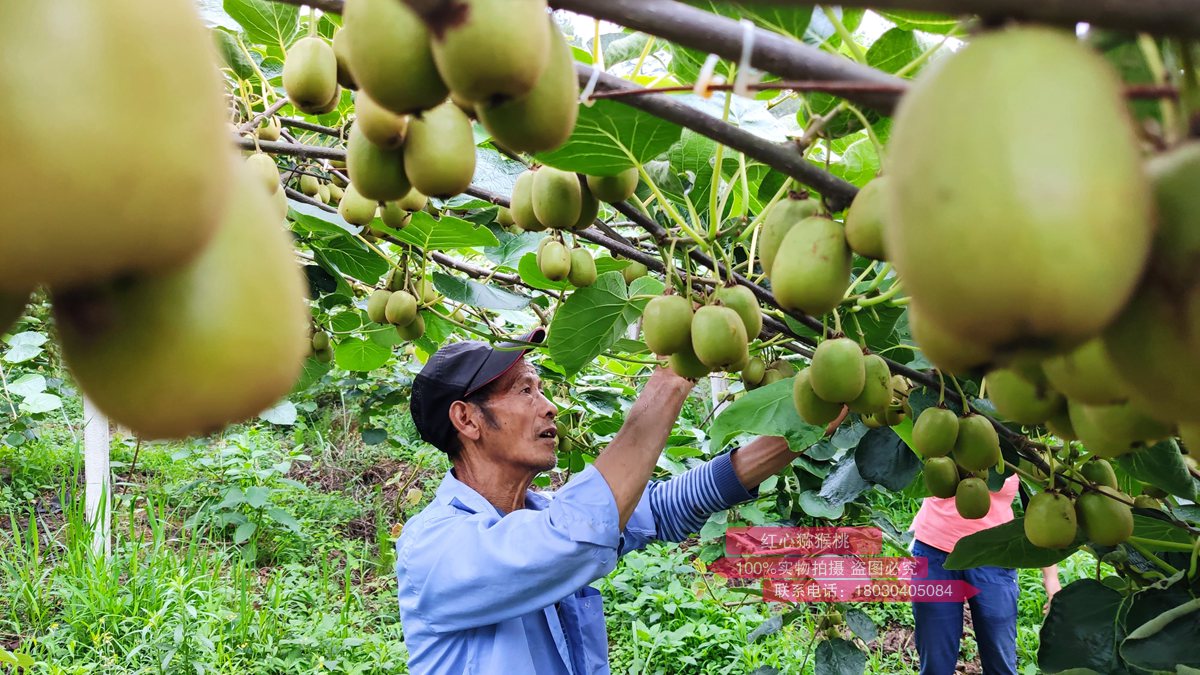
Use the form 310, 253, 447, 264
621, 436, 792, 553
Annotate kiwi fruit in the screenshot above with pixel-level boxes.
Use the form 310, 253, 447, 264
367, 289, 392, 324
986, 367, 1064, 425
848, 354, 891, 415
355, 91, 408, 149
428, 0, 550, 103
793, 369, 843, 426
496, 207, 515, 227
760, 369, 783, 387
247, 153, 281, 194
316, 182, 331, 204
532, 167, 583, 230
476, 21, 577, 153
669, 341, 710, 380
809, 338, 866, 403
567, 248, 597, 287
0, 0, 234, 292
714, 285, 762, 340
643, 295, 694, 356
742, 356, 767, 389
284, 37, 339, 113
1079, 458, 1118, 489
384, 291, 418, 326
955, 477, 991, 519
572, 180, 600, 231
885, 27, 1153, 355
923, 457, 959, 498
622, 261, 649, 285
347, 125, 411, 201
586, 168, 639, 204
52, 166, 308, 440
759, 192, 820, 276
1024, 492, 1078, 549
342, 0, 447, 114
953, 414, 1001, 472
256, 116, 282, 141
395, 189, 428, 213
413, 278, 441, 307
908, 305, 993, 375
380, 201, 411, 230
404, 101, 476, 198
397, 313, 426, 341
299, 173, 321, 197
691, 306, 749, 370
338, 183, 379, 226
843, 176, 888, 260
1076, 487, 1133, 546
311, 331, 331, 352
913, 407, 959, 459
1041, 339, 1127, 406
511, 171, 547, 232
770, 216, 851, 317
331, 29, 357, 90
538, 240, 571, 282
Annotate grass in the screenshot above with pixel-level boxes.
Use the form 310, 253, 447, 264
0, 399, 1105, 674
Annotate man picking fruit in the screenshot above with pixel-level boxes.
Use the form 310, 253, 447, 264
396, 328, 795, 674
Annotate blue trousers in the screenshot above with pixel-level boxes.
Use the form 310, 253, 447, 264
911, 539, 1018, 675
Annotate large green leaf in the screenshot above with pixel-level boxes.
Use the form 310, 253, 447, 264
1121, 597, 1200, 671
603, 33, 651, 67
1117, 440, 1197, 501
333, 338, 391, 372
485, 231, 543, 270
865, 28, 923, 76
1038, 580, 1124, 674
818, 455, 871, 506
534, 100, 683, 176
709, 378, 824, 453
945, 518, 1082, 570
391, 211, 500, 251
877, 10, 961, 35
547, 272, 640, 376
1132, 514, 1195, 549
854, 427, 919, 491
431, 271, 531, 311
828, 137, 881, 188
317, 237, 390, 283
223, 0, 298, 47
814, 637, 867, 675
212, 28, 256, 80
471, 147, 527, 197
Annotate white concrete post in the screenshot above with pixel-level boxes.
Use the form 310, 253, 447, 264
83, 397, 111, 557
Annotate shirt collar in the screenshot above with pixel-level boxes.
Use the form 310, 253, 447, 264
434, 468, 552, 516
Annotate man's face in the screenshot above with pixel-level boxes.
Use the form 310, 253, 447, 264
472, 360, 559, 472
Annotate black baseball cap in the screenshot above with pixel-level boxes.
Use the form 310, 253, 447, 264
410, 327, 547, 452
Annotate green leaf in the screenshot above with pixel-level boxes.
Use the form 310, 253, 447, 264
945, 518, 1082, 570
3, 344, 42, 364
216, 488, 246, 510
293, 358, 332, 392
798, 490, 845, 519
1117, 440, 1197, 501
19, 393, 61, 415
212, 28, 256, 79
518, 252, 570, 291
7, 374, 45, 398
431, 271, 531, 311
485, 230, 544, 269
259, 400, 297, 426
471, 147, 527, 197
547, 272, 639, 376
828, 137, 880, 188
865, 28, 923, 76
7, 332, 47, 348
603, 32, 651, 66
334, 338, 391, 372
244, 486, 270, 509
267, 507, 303, 534
876, 10, 961, 34
319, 236, 390, 283
1037, 579, 1124, 674
392, 211, 500, 251
708, 378, 825, 453
233, 521, 258, 544
814, 638, 867, 675
1120, 597, 1200, 671
844, 608, 878, 644
818, 456, 870, 506
223, 0, 298, 47
289, 202, 356, 236
534, 99, 683, 176
853, 427, 919, 491
1132, 514, 1195, 549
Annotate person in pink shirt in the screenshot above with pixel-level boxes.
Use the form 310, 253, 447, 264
909, 473, 1061, 674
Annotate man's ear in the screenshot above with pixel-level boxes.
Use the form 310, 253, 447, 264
448, 400, 482, 443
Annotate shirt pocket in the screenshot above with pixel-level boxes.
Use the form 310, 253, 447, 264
566, 586, 610, 675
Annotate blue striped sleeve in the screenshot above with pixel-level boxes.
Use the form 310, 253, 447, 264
645, 450, 757, 543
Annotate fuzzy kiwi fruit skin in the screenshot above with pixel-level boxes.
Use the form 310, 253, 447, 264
643, 295, 694, 356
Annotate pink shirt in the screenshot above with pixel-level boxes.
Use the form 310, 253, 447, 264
911, 474, 1020, 554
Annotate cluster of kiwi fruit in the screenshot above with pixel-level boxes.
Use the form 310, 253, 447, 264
364, 269, 441, 342
760, 192, 856, 318
510, 165, 639, 233
642, 285, 763, 380
911, 407, 1003, 519
790, 337, 900, 430
536, 237, 598, 287
1023, 457, 1135, 550
0, 0, 309, 441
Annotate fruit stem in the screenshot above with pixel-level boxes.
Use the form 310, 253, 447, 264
844, 262, 878, 299
831, 308, 843, 337
631, 36, 656, 80
1126, 536, 1197, 553
843, 104, 885, 163
708, 84, 735, 239
1189, 538, 1200, 579
1002, 460, 1040, 484
1127, 539, 1183, 576
949, 375, 972, 414
1138, 35, 1182, 144
637, 164, 705, 247
862, 262, 892, 293
936, 369, 946, 406
821, 7, 867, 64
856, 279, 903, 307
308, 10, 318, 38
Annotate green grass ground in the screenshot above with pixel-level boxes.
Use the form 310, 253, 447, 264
0, 410, 1096, 674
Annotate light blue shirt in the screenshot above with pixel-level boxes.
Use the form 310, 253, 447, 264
396, 451, 756, 674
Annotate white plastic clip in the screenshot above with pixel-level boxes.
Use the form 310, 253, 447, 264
579, 66, 602, 107
693, 53, 724, 99
733, 18, 763, 98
